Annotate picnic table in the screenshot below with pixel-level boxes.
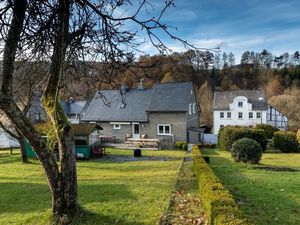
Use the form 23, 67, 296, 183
126, 138, 160, 148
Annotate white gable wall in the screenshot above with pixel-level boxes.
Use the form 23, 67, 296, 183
213, 96, 267, 134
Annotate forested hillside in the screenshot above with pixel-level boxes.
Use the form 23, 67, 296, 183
64, 49, 300, 130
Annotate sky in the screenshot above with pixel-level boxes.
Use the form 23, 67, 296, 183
132, 0, 300, 62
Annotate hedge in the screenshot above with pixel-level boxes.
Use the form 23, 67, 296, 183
297, 129, 300, 144
273, 131, 299, 153
192, 146, 252, 225
219, 126, 267, 151
255, 124, 279, 139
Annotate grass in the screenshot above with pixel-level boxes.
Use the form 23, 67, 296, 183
0, 148, 186, 225
202, 148, 300, 225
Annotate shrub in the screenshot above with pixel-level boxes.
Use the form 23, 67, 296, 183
255, 124, 279, 139
273, 131, 299, 153
182, 142, 188, 151
175, 141, 183, 149
175, 141, 188, 150
231, 138, 263, 164
219, 126, 268, 151
192, 146, 252, 225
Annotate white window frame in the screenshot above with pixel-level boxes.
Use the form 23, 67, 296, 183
192, 103, 196, 114
238, 101, 243, 107
238, 112, 243, 119
227, 112, 231, 118
257, 112, 261, 119
157, 124, 171, 135
249, 112, 253, 119
113, 124, 121, 130
220, 112, 224, 118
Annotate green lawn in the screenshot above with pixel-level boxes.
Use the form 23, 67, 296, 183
0, 148, 186, 225
202, 149, 300, 225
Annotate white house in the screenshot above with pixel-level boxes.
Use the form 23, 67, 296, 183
0, 128, 20, 149
213, 90, 288, 134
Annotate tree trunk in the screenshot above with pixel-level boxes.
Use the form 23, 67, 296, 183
16, 129, 28, 163
52, 127, 77, 221
19, 137, 28, 163
42, 0, 78, 221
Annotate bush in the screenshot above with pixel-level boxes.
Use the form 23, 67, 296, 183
219, 126, 268, 151
175, 141, 188, 150
231, 138, 263, 164
255, 124, 279, 139
182, 142, 188, 151
175, 141, 183, 149
192, 146, 252, 225
273, 131, 299, 153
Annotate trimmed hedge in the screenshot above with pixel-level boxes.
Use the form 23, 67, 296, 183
219, 126, 268, 151
192, 146, 252, 225
231, 138, 263, 164
255, 124, 279, 139
297, 129, 300, 144
273, 131, 299, 153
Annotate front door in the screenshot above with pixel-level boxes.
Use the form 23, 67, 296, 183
132, 123, 140, 139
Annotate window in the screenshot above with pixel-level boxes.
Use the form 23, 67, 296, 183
220, 125, 224, 128
238, 101, 243, 107
257, 112, 261, 118
220, 112, 224, 118
249, 112, 253, 119
192, 103, 196, 114
157, 124, 171, 135
113, 124, 121, 130
227, 112, 231, 118
238, 112, 243, 119
189, 103, 192, 115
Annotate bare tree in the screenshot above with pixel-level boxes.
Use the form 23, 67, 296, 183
0, 0, 198, 223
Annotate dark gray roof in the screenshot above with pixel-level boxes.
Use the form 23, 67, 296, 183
147, 82, 195, 112
81, 82, 196, 122
82, 89, 152, 122
213, 90, 268, 110
60, 100, 87, 115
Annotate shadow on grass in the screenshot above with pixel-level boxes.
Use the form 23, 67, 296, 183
0, 154, 24, 164
72, 206, 145, 225
0, 182, 135, 214
85, 155, 183, 164
204, 150, 300, 225
201, 148, 221, 155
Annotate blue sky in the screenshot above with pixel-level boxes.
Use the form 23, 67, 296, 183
132, 0, 300, 62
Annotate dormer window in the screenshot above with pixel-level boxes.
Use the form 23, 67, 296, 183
238, 102, 243, 107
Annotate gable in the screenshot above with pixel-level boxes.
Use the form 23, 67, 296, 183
213, 90, 268, 110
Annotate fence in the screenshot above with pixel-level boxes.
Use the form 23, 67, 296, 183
202, 134, 218, 144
